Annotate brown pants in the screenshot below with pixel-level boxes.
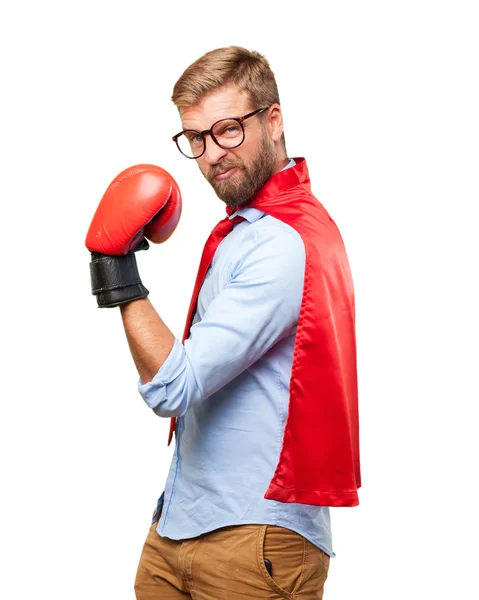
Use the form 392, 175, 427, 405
134, 518, 330, 599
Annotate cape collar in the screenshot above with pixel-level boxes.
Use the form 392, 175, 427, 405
226, 158, 310, 217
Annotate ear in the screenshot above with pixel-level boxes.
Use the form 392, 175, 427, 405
266, 104, 284, 143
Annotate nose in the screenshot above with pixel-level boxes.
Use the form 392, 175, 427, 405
202, 134, 228, 165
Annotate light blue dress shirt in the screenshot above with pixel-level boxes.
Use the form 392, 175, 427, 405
138, 160, 335, 557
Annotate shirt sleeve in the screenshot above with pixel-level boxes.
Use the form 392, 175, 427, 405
137, 224, 306, 417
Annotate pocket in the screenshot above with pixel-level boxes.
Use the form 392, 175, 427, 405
257, 525, 306, 598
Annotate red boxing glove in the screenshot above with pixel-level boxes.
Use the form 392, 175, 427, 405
86, 164, 182, 254
86, 164, 182, 307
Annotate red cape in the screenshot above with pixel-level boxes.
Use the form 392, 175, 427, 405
228, 158, 361, 507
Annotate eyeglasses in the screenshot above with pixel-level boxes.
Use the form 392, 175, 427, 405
172, 107, 270, 159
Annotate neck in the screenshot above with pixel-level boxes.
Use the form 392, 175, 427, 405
272, 147, 290, 174
273, 157, 290, 174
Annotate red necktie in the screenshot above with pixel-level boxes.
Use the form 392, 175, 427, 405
167, 214, 246, 445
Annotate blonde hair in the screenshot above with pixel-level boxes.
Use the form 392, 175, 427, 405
172, 46, 281, 110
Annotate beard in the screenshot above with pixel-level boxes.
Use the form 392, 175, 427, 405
200, 132, 277, 210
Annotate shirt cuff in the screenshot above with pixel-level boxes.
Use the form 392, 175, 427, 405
137, 337, 185, 410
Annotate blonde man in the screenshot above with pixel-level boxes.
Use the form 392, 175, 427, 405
115, 47, 360, 599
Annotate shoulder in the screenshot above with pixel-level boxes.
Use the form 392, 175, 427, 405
230, 214, 305, 278
246, 213, 304, 244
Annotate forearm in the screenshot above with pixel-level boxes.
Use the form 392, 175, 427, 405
120, 298, 176, 384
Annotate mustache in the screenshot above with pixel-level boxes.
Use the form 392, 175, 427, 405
208, 161, 245, 179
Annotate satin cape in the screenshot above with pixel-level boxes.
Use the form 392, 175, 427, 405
229, 158, 360, 507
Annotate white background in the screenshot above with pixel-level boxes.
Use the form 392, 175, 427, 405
1, 1, 478, 598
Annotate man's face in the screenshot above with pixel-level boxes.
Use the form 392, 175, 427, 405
180, 86, 278, 209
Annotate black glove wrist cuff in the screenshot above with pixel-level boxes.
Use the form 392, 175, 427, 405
89, 252, 148, 308
95, 283, 149, 308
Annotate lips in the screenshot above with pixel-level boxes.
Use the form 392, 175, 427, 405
214, 167, 238, 180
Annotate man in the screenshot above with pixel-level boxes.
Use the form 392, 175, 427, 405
87, 46, 360, 599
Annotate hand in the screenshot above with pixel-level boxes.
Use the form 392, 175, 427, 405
85, 164, 182, 307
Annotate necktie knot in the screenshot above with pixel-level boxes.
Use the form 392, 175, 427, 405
211, 215, 246, 239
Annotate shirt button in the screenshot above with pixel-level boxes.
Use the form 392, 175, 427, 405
173, 455, 178, 462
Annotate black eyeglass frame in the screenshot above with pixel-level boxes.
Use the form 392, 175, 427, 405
172, 106, 270, 159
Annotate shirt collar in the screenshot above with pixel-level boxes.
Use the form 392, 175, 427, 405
228, 206, 264, 223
